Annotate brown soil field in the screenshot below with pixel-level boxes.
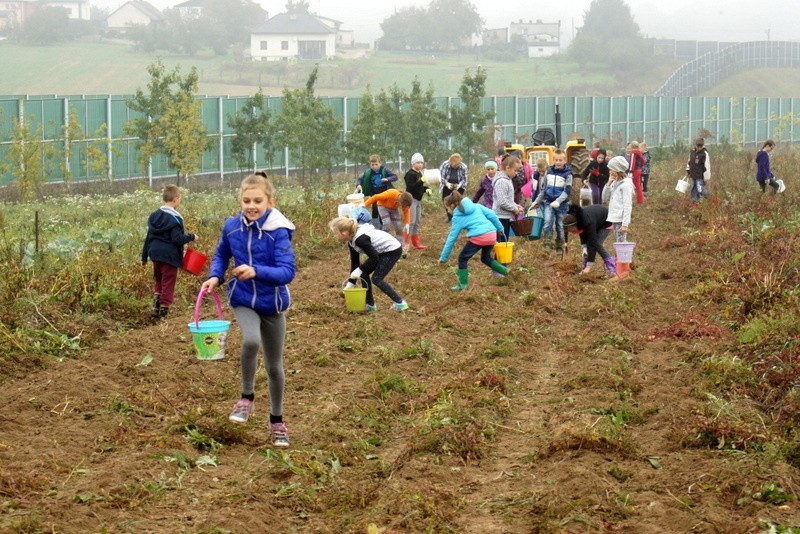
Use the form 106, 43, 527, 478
0, 183, 798, 533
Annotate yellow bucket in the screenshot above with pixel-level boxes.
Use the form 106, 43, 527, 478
494, 242, 514, 263
343, 287, 367, 312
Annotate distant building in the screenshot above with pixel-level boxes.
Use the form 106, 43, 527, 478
482, 27, 509, 47
250, 11, 337, 61
174, 0, 205, 18
106, 0, 163, 33
0, 0, 90, 30
316, 14, 354, 48
510, 19, 560, 58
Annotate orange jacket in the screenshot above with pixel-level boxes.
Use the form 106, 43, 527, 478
364, 189, 411, 225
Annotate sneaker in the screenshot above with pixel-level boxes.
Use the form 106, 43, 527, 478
365, 304, 378, 312
229, 398, 254, 424
151, 294, 161, 317
271, 422, 290, 447
390, 300, 409, 311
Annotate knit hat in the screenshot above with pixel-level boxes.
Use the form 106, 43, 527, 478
484, 160, 498, 169
411, 152, 424, 165
607, 155, 629, 173
350, 207, 372, 225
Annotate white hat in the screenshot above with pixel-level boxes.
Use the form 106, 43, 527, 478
411, 152, 424, 164
607, 155, 629, 173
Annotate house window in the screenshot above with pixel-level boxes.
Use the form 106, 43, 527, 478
260, 41, 268, 50
281, 41, 288, 50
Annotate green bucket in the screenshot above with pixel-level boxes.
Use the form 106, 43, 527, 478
188, 290, 230, 361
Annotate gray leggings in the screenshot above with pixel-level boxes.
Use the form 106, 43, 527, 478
409, 199, 422, 235
233, 307, 286, 417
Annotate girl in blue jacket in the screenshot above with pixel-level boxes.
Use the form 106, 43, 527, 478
201, 173, 296, 448
439, 191, 508, 291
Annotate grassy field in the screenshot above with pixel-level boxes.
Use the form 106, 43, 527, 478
700, 68, 800, 98
0, 40, 668, 98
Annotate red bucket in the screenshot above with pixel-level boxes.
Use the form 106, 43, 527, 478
183, 249, 208, 275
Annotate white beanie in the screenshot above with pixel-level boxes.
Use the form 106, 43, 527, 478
411, 152, 424, 164
607, 155, 629, 174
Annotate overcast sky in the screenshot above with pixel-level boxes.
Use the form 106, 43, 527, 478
97, 0, 798, 44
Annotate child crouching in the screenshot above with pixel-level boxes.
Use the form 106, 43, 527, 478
329, 217, 409, 311
439, 191, 508, 290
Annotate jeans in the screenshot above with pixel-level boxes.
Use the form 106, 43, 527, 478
588, 227, 612, 261
691, 178, 709, 202
457, 241, 496, 269
612, 222, 628, 243
377, 206, 403, 239
364, 248, 403, 305
590, 183, 602, 205
543, 205, 565, 243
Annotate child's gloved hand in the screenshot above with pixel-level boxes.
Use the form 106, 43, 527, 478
582, 245, 588, 260
550, 200, 560, 209
426, 188, 432, 196
344, 280, 357, 289
350, 267, 362, 280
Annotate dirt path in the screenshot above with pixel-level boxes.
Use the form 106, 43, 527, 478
0, 193, 797, 533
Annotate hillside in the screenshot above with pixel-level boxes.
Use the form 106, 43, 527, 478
0, 152, 798, 532
701, 68, 800, 98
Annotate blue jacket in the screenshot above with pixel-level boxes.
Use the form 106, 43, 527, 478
208, 209, 296, 316
141, 206, 196, 268
535, 164, 573, 213
439, 199, 504, 262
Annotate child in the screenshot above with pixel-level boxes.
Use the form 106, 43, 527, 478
358, 155, 398, 229
563, 204, 615, 277
685, 137, 711, 204
472, 160, 497, 209
532, 149, 573, 253
581, 148, 609, 205
363, 189, 413, 247
755, 139, 785, 194
200, 173, 296, 448
603, 156, 634, 279
532, 158, 548, 201
403, 152, 430, 249
640, 142, 652, 197
492, 155, 525, 239
629, 141, 645, 204
329, 217, 409, 311
439, 191, 508, 290
141, 184, 198, 318
439, 153, 468, 221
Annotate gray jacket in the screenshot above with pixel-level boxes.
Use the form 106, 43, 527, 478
491, 172, 517, 220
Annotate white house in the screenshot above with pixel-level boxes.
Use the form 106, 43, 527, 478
43, 0, 89, 20
316, 14, 353, 48
250, 11, 336, 61
510, 19, 561, 58
0, 0, 89, 29
174, 0, 204, 19
106, 0, 163, 32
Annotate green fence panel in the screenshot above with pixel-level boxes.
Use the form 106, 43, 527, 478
0, 99, 19, 142
0, 144, 12, 185
517, 97, 536, 131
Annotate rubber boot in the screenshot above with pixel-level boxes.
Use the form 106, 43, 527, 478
451, 269, 468, 291
608, 262, 630, 282
603, 256, 617, 277
489, 261, 509, 276
151, 294, 161, 317
158, 306, 170, 318
554, 239, 565, 254
411, 234, 428, 249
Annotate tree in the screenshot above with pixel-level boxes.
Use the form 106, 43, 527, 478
20, 6, 71, 44
345, 87, 390, 171
404, 79, 449, 165
6, 119, 51, 200
375, 84, 409, 164
567, 0, 647, 70
275, 67, 341, 183
285, 0, 310, 14
449, 67, 493, 164
227, 89, 275, 172
124, 61, 210, 185
378, 0, 482, 52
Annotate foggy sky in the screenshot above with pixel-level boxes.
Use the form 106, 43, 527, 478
95, 0, 798, 45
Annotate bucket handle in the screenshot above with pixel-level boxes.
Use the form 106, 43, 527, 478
354, 185, 363, 194
341, 276, 369, 291
194, 289, 225, 328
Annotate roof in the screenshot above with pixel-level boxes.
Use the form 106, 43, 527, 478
174, 0, 206, 8
252, 12, 335, 35
108, 1, 164, 22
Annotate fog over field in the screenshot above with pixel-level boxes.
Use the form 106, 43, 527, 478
93, 0, 798, 45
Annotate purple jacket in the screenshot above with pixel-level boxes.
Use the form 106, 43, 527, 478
472, 175, 495, 208
755, 150, 773, 182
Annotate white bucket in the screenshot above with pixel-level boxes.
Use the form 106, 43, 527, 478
346, 192, 364, 207
613, 241, 636, 263
675, 177, 690, 194
580, 186, 592, 201
337, 204, 351, 217
423, 169, 441, 188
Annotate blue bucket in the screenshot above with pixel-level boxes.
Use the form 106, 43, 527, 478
188, 290, 230, 361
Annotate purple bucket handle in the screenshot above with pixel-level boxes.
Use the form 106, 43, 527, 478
194, 289, 225, 329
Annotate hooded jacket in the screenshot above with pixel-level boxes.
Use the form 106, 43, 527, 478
208, 209, 296, 316
602, 177, 634, 228
534, 164, 573, 213
141, 206, 196, 268
440, 199, 504, 262
491, 171, 517, 219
